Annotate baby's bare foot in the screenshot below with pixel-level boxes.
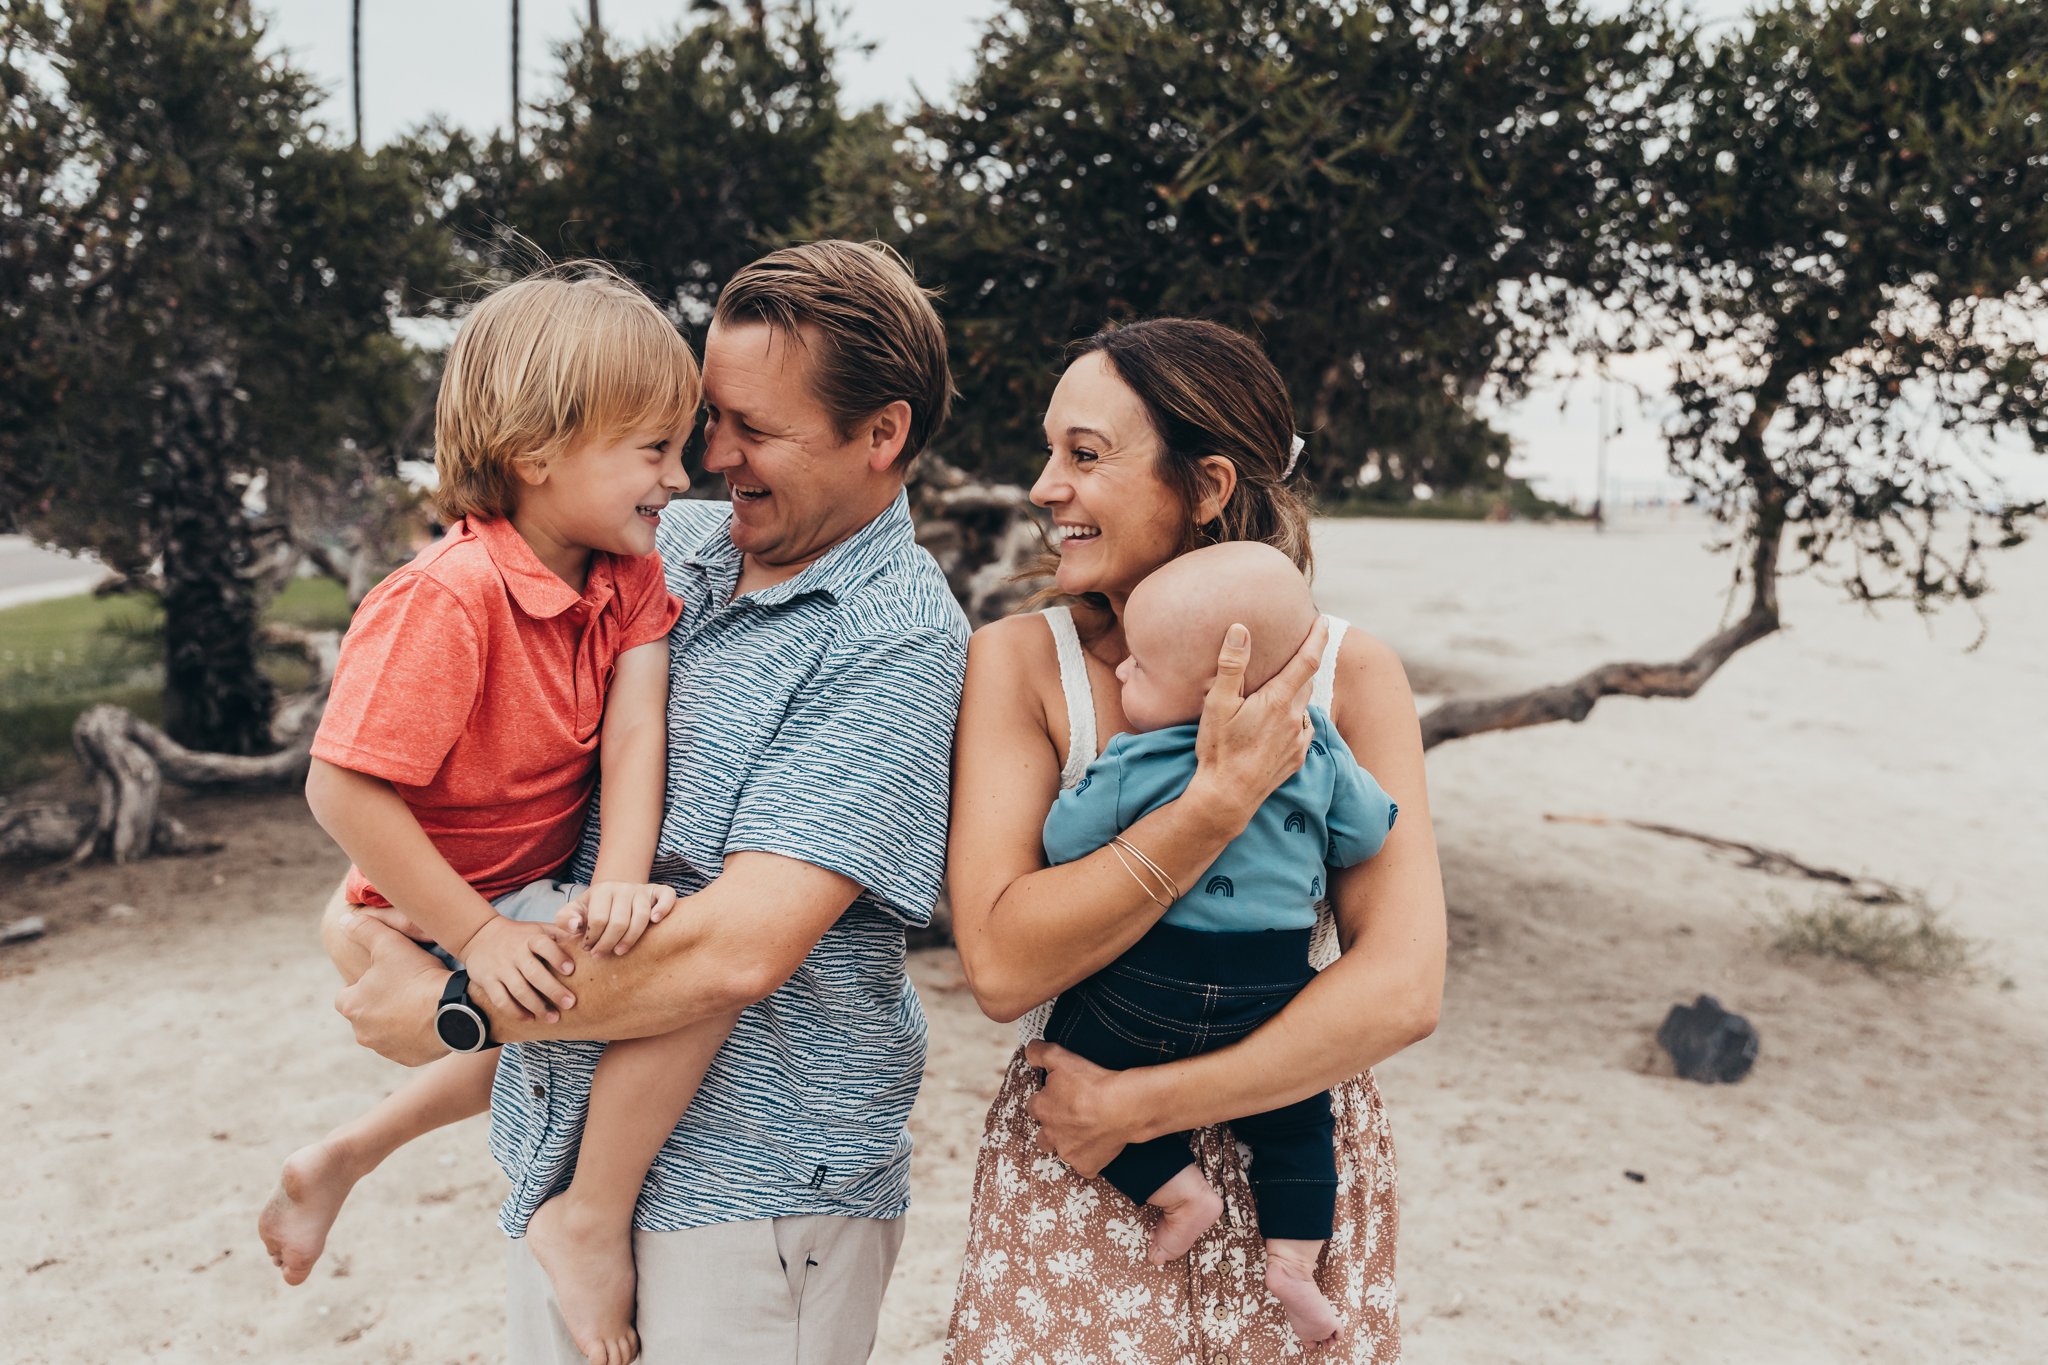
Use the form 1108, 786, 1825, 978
1264, 1237, 1342, 1344
525, 1195, 638, 1365
258, 1139, 369, 1286
1145, 1165, 1224, 1264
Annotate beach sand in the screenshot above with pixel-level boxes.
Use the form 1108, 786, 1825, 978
3, 512, 2042, 1363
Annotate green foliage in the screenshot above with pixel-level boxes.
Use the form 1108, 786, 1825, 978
0, 0, 451, 750
1623, 0, 2048, 607
445, 3, 877, 358
886, 0, 1665, 489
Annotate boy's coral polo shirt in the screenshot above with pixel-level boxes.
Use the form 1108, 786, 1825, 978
311, 515, 681, 908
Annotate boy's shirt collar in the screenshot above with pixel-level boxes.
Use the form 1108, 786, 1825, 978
466, 514, 615, 620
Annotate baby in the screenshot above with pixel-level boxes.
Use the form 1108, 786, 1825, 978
1041, 539, 1398, 1346
260, 263, 729, 1365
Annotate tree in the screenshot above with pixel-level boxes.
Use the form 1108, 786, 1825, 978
451, 1, 872, 360
884, 0, 1665, 489
1423, 0, 2048, 747
1, 0, 449, 754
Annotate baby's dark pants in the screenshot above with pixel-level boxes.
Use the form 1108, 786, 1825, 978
1043, 922, 1335, 1242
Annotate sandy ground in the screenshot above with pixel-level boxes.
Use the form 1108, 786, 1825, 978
3, 511, 2044, 1364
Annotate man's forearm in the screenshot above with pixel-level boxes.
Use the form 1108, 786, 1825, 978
488, 910, 759, 1043
485, 851, 859, 1045
336, 850, 860, 1064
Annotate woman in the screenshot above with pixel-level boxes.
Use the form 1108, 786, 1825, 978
944, 319, 1446, 1362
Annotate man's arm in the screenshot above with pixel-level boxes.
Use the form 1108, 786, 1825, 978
334, 849, 860, 1062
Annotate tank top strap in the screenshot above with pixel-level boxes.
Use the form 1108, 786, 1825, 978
1312, 614, 1349, 711
1042, 606, 1098, 791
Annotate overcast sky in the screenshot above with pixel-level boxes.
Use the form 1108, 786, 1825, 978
256, 1, 2043, 507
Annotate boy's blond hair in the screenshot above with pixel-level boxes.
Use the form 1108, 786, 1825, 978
433, 262, 701, 522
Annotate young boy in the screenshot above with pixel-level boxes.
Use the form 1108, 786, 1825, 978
1041, 540, 1399, 1347
259, 263, 728, 1365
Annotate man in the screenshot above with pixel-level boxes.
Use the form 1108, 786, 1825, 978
331, 240, 967, 1364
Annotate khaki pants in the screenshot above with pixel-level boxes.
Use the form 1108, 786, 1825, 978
506, 1214, 905, 1365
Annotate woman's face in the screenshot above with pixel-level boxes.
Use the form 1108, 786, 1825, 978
1031, 352, 1187, 604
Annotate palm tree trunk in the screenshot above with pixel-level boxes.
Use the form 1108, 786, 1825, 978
510, 0, 521, 155
350, 0, 363, 147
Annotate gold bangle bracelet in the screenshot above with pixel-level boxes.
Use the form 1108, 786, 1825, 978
1108, 840, 1170, 908
1112, 835, 1182, 904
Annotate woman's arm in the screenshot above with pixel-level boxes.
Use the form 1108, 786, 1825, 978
948, 615, 1329, 1022
1028, 629, 1446, 1174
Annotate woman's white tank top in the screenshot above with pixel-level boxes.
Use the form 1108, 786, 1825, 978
1018, 607, 1350, 1043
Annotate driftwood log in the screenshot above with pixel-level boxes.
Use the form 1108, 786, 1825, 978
0, 625, 337, 865
1418, 514, 1784, 749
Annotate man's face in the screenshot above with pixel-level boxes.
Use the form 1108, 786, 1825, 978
700, 319, 889, 574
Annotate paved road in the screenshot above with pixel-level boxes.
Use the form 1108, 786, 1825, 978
0, 535, 103, 610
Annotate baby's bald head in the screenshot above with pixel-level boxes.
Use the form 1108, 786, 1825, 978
1116, 542, 1318, 732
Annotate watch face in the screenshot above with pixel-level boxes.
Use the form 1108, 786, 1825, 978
437, 1004, 485, 1053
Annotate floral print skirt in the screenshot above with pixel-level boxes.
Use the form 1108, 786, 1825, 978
945, 1047, 1402, 1364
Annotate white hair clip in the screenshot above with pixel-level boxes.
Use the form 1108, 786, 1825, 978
1282, 434, 1305, 478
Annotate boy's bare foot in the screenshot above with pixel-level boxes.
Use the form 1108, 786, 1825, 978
1264, 1237, 1342, 1344
525, 1194, 639, 1365
258, 1139, 370, 1285
1145, 1165, 1225, 1264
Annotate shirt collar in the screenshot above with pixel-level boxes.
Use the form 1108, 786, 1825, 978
466, 515, 609, 619
685, 489, 916, 609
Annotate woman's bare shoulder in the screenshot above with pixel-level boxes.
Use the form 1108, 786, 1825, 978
969, 611, 1059, 678
1329, 624, 1417, 732
965, 612, 1062, 720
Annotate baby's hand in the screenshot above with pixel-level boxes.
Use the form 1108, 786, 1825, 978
559, 881, 677, 956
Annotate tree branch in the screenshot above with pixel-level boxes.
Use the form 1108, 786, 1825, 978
1418, 514, 1783, 749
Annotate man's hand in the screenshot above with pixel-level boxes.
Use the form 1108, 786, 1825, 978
1024, 1040, 1142, 1178
557, 881, 677, 956
456, 916, 577, 1022
332, 912, 457, 1066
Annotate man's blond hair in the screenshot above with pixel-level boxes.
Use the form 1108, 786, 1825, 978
434, 262, 701, 522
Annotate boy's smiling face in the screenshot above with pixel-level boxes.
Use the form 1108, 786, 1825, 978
517, 424, 690, 570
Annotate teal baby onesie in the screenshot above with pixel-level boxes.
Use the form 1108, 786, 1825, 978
1042, 705, 1397, 931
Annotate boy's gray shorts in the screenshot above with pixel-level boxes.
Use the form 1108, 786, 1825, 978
426, 877, 585, 970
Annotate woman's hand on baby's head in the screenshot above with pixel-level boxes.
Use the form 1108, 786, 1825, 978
569, 881, 678, 956
1189, 616, 1328, 825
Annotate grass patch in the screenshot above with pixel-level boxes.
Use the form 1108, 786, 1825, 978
1766, 890, 1979, 980
0, 577, 354, 789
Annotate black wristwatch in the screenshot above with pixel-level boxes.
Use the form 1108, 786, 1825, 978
434, 969, 497, 1054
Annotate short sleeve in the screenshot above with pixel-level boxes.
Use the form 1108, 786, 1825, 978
614, 551, 683, 652
1320, 712, 1397, 868
1041, 748, 1127, 867
311, 574, 484, 787
725, 625, 967, 926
